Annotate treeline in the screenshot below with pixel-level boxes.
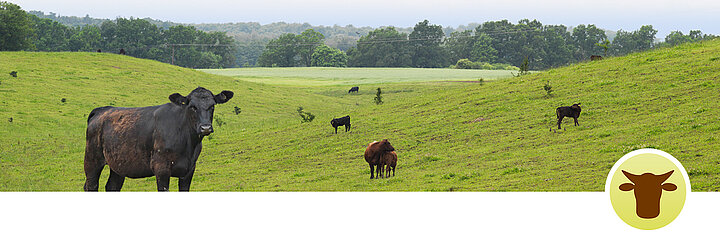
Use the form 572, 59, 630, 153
6, 2, 719, 70
2, 2, 236, 69
260, 19, 718, 70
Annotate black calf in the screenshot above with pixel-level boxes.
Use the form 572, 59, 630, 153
348, 87, 359, 93
331, 116, 351, 134
556, 103, 582, 129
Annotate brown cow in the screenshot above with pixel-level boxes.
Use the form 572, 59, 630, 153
382, 151, 397, 178
364, 139, 395, 179
590, 55, 603, 61
619, 170, 677, 219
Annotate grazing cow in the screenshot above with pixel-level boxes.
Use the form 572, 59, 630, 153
590, 55, 603, 61
348, 86, 359, 93
83, 87, 234, 191
619, 170, 677, 219
556, 103, 581, 129
96, 49, 102, 53
9, 71, 17, 77
330, 116, 351, 134
364, 139, 395, 179
382, 151, 397, 178
119, 48, 126, 55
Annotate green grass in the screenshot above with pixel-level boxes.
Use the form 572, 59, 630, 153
200, 67, 515, 86
2, 39, 720, 191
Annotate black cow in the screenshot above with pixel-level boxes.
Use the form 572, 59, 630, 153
556, 103, 581, 129
9, 71, 17, 77
83, 87, 233, 191
119, 48, 126, 55
348, 87, 359, 93
331, 116, 351, 134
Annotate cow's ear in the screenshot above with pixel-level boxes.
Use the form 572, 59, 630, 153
619, 183, 635, 191
169, 93, 188, 106
215, 90, 234, 104
662, 183, 677, 191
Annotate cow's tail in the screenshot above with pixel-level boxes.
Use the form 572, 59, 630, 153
87, 106, 113, 124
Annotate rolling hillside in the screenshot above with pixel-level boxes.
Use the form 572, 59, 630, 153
1, 40, 719, 191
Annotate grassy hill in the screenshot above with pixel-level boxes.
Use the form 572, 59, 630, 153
1, 40, 720, 191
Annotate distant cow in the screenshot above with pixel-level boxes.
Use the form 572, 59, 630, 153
590, 55, 603, 61
556, 103, 581, 129
348, 87, 359, 93
382, 151, 397, 178
83, 87, 234, 191
619, 170, 677, 219
96, 49, 102, 53
364, 139, 395, 179
119, 48, 126, 55
9, 71, 17, 77
330, 116, 351, 134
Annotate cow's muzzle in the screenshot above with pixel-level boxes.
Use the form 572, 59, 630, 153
199, 125, 214, 136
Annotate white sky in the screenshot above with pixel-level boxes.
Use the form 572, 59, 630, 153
11, 0, 720, 37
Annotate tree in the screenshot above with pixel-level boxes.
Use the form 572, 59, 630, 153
29, 15, 72, 51
311, 44, 347, 67
347, 27, 411, 67
68, 25, 101, 51
409, 20, 446, 68
664, 31, 690, 46
444, 30, 475, 64
257, 33, 299, 67
469, 33, 497, 63
633, 25, 657, 51
571, 24, 607, 60
0, 1, 35, 51
296, 29, 325, 66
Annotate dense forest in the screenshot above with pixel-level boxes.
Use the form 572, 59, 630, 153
2, 2, 717, 69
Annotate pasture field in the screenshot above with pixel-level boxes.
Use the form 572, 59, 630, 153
199, 67, 516, 86
1, 40, 720, 191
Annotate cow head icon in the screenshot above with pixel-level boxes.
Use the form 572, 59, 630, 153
619, 170, 677, 219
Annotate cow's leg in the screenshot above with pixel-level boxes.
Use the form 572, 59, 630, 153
346, 124, 351, 132
178, 166, 196, 192
557, 116, 563, 129
334, 126, 338, 134
369, 163, 375, 179
83, 140, 105, 192
377, 163, 384, 179
392, 166, 395, 177
574, 117, 579, 126
385, 164, 391, 178
105, 169, 125, 191
151, 158, 172, 192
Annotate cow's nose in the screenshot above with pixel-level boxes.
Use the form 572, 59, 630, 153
200, 125, 213, 134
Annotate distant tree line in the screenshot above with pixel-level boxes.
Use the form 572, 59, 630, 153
260, 19, 718, 70
5, 2, 719, 70
1, 2, 236, 69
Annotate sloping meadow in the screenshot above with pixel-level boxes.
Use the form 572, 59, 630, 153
1, 39, 719, 191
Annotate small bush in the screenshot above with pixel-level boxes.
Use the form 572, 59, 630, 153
543, 80, 553, 97
374, 88, 383, 105
214, 115, 226, 128
297, 106, 315, 123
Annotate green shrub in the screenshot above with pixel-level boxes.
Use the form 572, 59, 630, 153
297, 106, 315, 123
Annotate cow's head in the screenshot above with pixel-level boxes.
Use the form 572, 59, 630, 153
169, 87, 233, 137
571, 103, 581, 111
619, 170, 677, 219
379, 139, 395, 152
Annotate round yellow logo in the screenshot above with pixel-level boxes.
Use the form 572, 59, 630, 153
606, 149, 690, 230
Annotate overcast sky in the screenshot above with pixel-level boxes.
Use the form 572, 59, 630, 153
11, 0, 720, 37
